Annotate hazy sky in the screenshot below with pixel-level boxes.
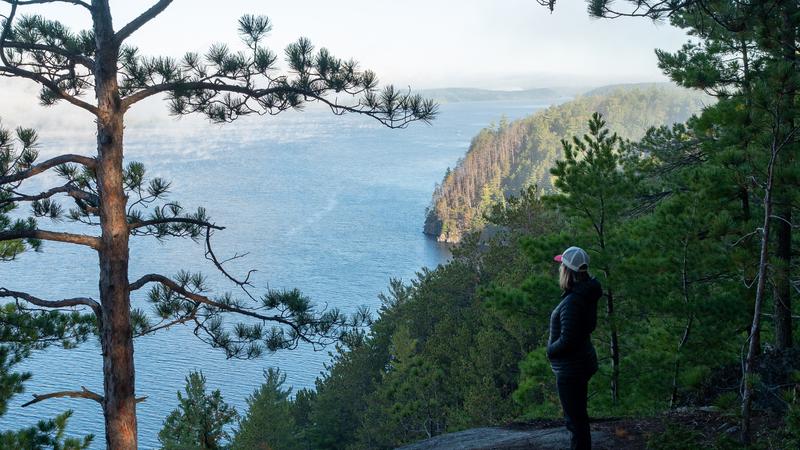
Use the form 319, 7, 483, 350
1, 0, 689, 90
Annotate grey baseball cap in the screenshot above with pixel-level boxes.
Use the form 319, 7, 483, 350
554, 246, 589, 272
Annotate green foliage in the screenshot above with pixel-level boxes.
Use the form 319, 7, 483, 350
0, 121, 43, 258
0, 302, 94, 449
512, 351, 561, 418
645, 422, 706, 450
232, 368, 301, 450
159, 371, 238, 450
781, 393, 800, 449
0, 411, 93, 450
713, 392, 740, 419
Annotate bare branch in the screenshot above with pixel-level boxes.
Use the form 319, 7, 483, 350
204, 226, 255, 293
21, 386, 102, 407
114, 0, 174, 44
0, 154, 95, 184
761, 312, 800, 320
20, 386, 146, 408
0, 287, 101, 316
0, 228, 100, 249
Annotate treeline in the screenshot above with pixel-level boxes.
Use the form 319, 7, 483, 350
424, 85, 710, 243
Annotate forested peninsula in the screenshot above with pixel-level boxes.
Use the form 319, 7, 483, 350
424, 84, 710, 243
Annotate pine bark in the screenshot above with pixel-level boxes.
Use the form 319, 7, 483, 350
92, 1, 138, 448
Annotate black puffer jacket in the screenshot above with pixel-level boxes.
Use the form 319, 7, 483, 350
547, 277, 602, 378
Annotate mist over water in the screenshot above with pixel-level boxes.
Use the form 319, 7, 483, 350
0, 99, 555, 448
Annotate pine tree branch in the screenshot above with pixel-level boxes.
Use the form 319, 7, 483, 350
589, 0, 699, 19
134, 308, 198, 337
0, 0, 90, 8
127, 217, 224, 231
114, 0, 174, 44
0, 288, 100, 316
1, 2, 96, 114
0, 183, 96, 206
0, 154, 96, 184
2, 41, 94, 68
0, 65, 99, 114
121, 82, 290, 109
0, 228, 100, 249
20, 386, 146, 407
124, 81, 432, 128
128, 273, 308, 333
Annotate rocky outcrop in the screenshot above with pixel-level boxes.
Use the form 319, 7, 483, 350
396, 426, 612, 450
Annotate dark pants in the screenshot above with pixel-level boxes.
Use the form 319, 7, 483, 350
556, 373, 592, 450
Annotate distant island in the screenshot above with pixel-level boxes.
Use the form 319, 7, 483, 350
424, 83, 712, 243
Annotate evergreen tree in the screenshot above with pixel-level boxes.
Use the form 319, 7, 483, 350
159, 371, 237, 450
547, 112, 639, 405
232, 368, 300, 450
306, 283, 408, 449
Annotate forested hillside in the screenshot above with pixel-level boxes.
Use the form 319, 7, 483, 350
424, 85, 710, 242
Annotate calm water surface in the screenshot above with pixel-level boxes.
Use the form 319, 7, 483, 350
0, 100, 556, 448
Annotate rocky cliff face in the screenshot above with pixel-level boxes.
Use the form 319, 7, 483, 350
423, 84, 711, 243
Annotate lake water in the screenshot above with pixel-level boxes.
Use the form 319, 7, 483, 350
0, 99, 557, 448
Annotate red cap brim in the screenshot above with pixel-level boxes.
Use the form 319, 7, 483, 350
554, 255, 563, 263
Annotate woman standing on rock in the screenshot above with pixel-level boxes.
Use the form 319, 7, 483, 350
548, 246, 602, 450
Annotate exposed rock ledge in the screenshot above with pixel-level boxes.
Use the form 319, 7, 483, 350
396, 427, 612, 450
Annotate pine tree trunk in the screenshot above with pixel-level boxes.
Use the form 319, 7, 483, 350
97, 113, 137, 449
606, 287, 620, 405
92, 1, 138, 448
670, 317, 692, 408
741, 134, 779, 446
772, 0, 796, 351
671, 241, 693, 408
774, 207, 792, 349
